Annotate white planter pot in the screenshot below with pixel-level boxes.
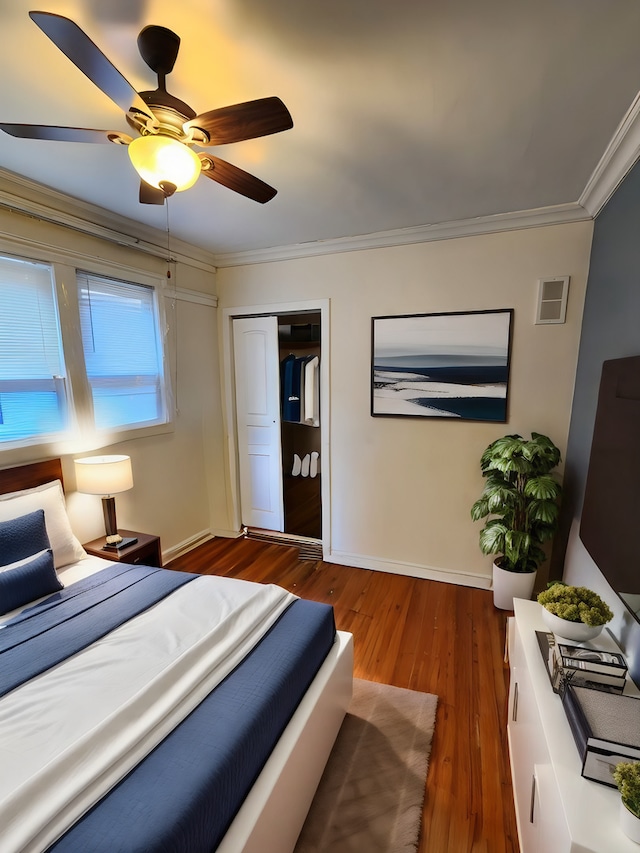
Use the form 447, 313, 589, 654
492, 562, 537, 611
620, 800, 640, 844
541, 608, 604, 642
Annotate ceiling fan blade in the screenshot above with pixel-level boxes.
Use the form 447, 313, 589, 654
185, 97, 293, 145
29, 11, 156, 124
200, 155, 277, 203
0, 123, 116, 143
139, 180, 166, 205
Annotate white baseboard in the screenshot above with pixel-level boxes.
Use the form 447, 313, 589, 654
326, 549, 492, 590
163, 528, 245, 564
162, 529, 214, 563
164, 529, 492, 590
211, 527, 245, 539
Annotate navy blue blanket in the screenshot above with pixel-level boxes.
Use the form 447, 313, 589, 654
47, 594, 335, 853
3, 564, 336, 853
0, 564, 197, 698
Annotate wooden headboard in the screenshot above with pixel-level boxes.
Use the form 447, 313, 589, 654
0, 459, 64, 496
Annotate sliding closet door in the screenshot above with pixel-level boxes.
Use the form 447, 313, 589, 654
232, 316, 284, 531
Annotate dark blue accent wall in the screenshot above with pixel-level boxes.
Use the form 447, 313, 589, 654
556, 156, 640, 677
566, 161, 640, 506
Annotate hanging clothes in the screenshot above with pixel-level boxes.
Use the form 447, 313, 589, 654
280, 353, 301, 422
303, 356, 320, 426
280, 353, 320, 426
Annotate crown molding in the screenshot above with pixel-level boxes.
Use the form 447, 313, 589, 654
5, 80, 640, 275
0, 168, 218, 273
579, 89, 640, 218
212, 202, 591, 267
212, 89, 640, 268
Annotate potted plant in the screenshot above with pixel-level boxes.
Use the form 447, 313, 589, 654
613, 762, 640, 843
470, 432, 562, 610
537, 582, 613, 641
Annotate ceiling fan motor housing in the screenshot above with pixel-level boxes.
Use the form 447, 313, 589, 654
137, 25, 180, 78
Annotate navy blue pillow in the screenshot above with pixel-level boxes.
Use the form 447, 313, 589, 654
0, 549, 62, 615
0, 509, 50, 566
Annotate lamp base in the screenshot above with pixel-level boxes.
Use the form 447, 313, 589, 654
102, 537, 138, 551
102, 496, 118, 538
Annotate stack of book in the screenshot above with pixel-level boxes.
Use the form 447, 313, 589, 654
562, 683, 640, 786
535, 631, 628, 694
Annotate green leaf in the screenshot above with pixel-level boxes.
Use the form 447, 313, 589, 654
524, 475, 561, 500
479, 523, 507, 556
492, 455, 531, 476
483, 472, 510, 489
487, 487, 519, 512
470, 498, 489, 521
528, 499, 559, 525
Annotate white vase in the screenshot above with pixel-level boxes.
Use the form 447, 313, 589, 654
492, 562, 537, 611
619, 800, 640, 844
541, 608, 604, 642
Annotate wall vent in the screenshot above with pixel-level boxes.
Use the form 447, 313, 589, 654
535, 276, 570, 324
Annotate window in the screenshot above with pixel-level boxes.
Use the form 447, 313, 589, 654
0, 256, 68, 443
77, 272, 167, 431
0, 252, 168, 449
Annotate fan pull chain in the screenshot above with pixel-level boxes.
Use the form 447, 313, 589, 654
165, 198, 179, 418
165, 200, 171, 280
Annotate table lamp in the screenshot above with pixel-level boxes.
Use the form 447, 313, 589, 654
74, 455, 137, 549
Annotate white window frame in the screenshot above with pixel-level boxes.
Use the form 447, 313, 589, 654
0, 241, 173, 465
76, 269, 169, 434
0, 255, 71, 448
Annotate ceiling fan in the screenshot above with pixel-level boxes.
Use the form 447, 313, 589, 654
0, 11, 293, 205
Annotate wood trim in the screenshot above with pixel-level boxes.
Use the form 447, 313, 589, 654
0, 458, 64, 495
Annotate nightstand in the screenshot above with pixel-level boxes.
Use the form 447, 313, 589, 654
82, 529, 162, 567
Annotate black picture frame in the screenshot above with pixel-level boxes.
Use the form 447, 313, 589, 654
371, 308, 513, 421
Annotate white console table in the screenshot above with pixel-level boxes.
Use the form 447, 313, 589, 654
508, 598, 639, 853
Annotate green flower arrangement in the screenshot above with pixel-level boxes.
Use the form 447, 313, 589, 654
537, 582, 613, 626
614, 762, 640, 819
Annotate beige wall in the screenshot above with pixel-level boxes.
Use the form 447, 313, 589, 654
216, 221, 594, 586
0, 186, 595, 582
0, 201, 228, 561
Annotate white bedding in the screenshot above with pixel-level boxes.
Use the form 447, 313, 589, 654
0, 566, 296, 853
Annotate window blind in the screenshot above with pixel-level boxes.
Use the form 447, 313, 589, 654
77, 272, 165, 430
0, 255, 67, 441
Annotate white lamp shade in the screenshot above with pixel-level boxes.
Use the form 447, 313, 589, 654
74, 455, 134, 496
128, 135, 201, 192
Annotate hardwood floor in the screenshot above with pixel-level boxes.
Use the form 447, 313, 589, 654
168, 536, 519, 853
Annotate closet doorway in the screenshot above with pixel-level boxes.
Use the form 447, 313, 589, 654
223, 299, 329, 556
278, 313, 321, 539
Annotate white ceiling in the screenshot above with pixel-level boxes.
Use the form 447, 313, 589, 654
2, 0, 640, 260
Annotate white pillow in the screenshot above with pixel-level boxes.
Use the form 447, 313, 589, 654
0, 480, 86, 569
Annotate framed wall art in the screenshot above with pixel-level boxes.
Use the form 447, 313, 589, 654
371, 309, 513, 421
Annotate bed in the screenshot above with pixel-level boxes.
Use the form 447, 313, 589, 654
0, 459, 353, 853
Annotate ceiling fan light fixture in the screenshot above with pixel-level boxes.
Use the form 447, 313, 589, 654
128, 134, 201, 192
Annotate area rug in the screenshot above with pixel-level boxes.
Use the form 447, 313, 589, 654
294, 678, 438, 853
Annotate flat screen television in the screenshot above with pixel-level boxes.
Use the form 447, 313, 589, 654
580, 355, 640, 623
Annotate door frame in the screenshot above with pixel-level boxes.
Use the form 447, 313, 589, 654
221, 298, 331, 556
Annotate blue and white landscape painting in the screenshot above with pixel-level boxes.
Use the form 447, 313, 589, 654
372, 311, 512, 421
